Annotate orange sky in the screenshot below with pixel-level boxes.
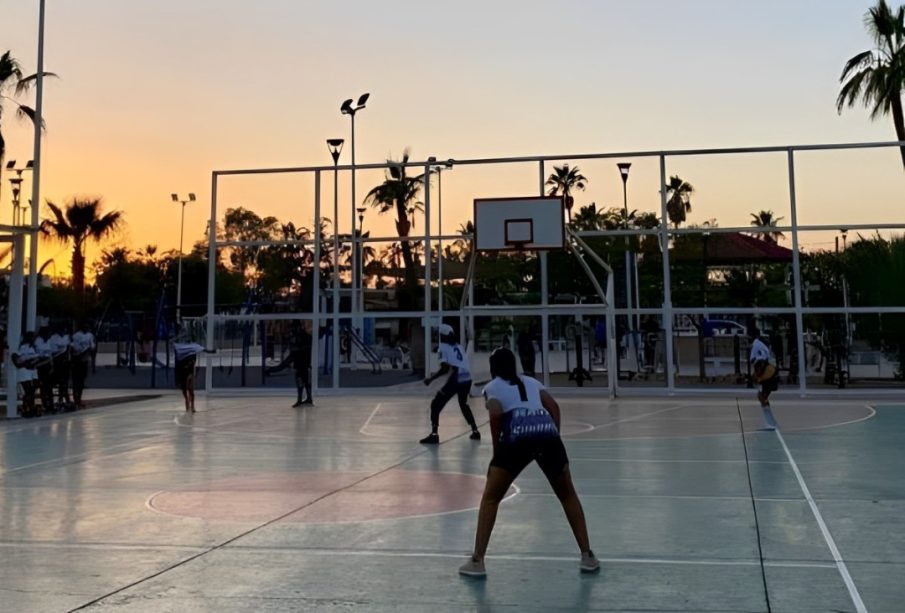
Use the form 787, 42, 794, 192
2, 1, 903, 278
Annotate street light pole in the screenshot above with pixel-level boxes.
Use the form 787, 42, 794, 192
341, 93, 369, 331
27, 0, 47, 331
357, 207, 366, 317
428, 159, 453, 317
618, 163, 633, 332
171, 193, 196, 321
327, 139, 344, 388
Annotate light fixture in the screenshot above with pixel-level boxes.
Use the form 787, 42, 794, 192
327, 138, 344, 164
617, 162, 632, 183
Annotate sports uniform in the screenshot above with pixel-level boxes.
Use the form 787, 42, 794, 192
420, 324, 480, 444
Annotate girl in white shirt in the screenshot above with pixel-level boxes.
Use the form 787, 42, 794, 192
12, 332, 39, 417
459, 347, 599, 578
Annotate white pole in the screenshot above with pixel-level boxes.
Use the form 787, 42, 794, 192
332, 164, 340, 389
422, 163, 431, 372
539, 160, 550, 387
205, 175, 217, 391
176, 201, 186, 321
6, 236, 24, 418
787, 150, 807, 395
27, 0, 46, 331
312, 171, 321, 397
437, 168, 443, 320
659, 155, 675, 393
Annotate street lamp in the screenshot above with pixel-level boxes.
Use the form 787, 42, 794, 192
171, 192, 196, 321
340, 93, 369, 319
428, 157, 454, 314
6, 160, 33, 225
357, 206, 367, 313
617, 162, 634, 331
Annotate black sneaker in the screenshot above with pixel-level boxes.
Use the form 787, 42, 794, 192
469, 430, 481, 441
419, 433, 440, 445
292, 401, 303, 408
301, 398, 313, 405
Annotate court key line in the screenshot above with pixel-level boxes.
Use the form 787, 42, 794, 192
774, 429, 868, 613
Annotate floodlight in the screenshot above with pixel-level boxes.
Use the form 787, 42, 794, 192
6, 160, 15, 169
340, 99, 354, 114
189, 193, 196, 201
171, 193, 178, 202
357, 93, 370, 107
25, 160, 34, 169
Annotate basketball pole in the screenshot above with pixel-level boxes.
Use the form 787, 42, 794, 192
27, 0, 46, 331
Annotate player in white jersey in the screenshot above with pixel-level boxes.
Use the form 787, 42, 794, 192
174, 339, 205, 413
458, 347, 598, 578
420, 324, 480, 444
749, 328, 779, 431
70, 322, 96, 409
50, 325, 73, 411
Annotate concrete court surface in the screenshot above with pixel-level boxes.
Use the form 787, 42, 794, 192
0, 389, 902, 612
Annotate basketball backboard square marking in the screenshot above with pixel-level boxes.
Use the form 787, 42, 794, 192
505, 219, 533, 246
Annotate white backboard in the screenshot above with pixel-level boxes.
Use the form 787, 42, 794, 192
473, 197, 565, 251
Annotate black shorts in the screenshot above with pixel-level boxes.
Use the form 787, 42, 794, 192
490, 437, 569, 479
761, 373, 779, 394
175, 356, 197, 385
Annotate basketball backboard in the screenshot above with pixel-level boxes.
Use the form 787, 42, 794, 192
473, 197, 565, 251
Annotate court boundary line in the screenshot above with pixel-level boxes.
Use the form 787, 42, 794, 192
775, 428, 868, 613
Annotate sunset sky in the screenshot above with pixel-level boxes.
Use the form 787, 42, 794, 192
2, 0, 904, 276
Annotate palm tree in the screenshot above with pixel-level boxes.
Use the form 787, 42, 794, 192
545, 164, 588, 222
570, 202, 608, 231
363, 150, 426, 303
665, 175, 694, 228
837, 0, 905, 169
0, 51, 38, 203
40, 198, 123, 296
750, 210, 785, 244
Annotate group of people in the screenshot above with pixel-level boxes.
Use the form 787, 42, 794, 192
11, 322, 96, 418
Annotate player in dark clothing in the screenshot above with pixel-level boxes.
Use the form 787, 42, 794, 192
267, 320, 313, 407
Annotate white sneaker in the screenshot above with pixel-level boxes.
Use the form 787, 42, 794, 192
458, 556, 486, 578
580, 550, 600, 573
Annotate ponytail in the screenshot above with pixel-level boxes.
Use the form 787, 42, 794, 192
489, 347, 527, 401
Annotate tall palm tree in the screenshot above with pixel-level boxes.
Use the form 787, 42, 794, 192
545, 164, 588, 222
0, 51, 37, 203
40, 198, 123, 296
665, 175, 694, 228
750, 209, 785, 244
363, 150, 426, 302
837, 0, 905, 169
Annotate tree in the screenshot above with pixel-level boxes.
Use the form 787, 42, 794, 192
218, 207, 279, 286
545, 164, 588, 222
0, 51, 39, 197
40, 198, 123, 297
665, 175, 694, 228
363, 151, 426, 306
837, 0, 905, 168
750, 209, 786, 243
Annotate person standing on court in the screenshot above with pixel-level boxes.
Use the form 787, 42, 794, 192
12, 331, 40, 417
70, 322, 95, 409
420, 324, 481, 444
174, 335, 205, 413
750, 327, 779, 431
50, 324, 73, 411
459, 347, 598, 577
266, 320, 314, 407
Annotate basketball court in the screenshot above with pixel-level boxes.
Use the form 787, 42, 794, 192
0, 390, 901, 612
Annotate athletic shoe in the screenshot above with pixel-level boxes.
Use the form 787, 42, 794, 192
458, 556, 486, 578
292, 401, 303, 408
301, 398, 314, 405
419, 433, 440, 445
469, 430, 481, 441
580, 550, 600, 573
